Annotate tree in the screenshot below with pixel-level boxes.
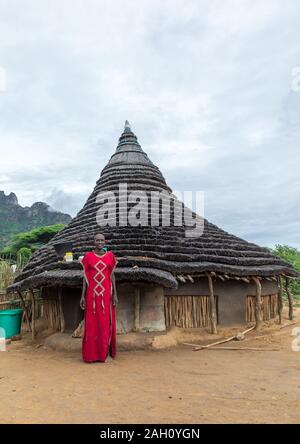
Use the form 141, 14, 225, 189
1, 224, 66, 255
272, 245, 300, 296
17, 247, 32, 267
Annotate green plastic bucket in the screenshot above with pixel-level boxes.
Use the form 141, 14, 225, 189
0, 308, 23, 339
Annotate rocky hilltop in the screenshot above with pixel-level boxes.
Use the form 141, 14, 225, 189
0, 191, 72, 249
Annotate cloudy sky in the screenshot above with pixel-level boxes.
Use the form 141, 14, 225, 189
0, 0, 300, 248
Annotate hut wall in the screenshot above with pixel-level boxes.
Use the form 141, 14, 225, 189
115, 283, 135, 333
216, 281, 252, 326
116, 283, 165, 333
139, 284, 165, 332
41, 279, 279, 334
41, 283, 166, 335
164, 278, 278, 326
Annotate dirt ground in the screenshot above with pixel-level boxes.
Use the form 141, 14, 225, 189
1, 308, 300, 424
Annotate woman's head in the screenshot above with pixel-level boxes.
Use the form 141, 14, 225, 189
94, 233, 106, 250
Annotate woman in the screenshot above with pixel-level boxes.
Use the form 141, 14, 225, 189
79, 233, 118, 363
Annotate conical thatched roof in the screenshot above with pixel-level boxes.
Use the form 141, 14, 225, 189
8, 122, 298, 292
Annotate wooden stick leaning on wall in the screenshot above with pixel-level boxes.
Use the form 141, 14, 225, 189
17, 290, 32, 332
58, 287, 65, 333
285, 277, 294, 321
252, 277, 262, 330
277, 276, 283, 325
29, 288, 36, 340
206, 272, 217, 334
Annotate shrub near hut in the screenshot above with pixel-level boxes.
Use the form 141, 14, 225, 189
273, 245, 300, 303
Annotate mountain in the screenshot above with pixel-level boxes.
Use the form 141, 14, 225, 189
0, 191, 72, 249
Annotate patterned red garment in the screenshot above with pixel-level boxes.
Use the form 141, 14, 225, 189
80, 250, 118, 362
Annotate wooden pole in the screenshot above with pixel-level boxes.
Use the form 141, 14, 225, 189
253, 277, 262, 330
285, 278, 294, 321
202, 346, 279, 352
133, 287, 140, 332
58, 287, 65, 333
206, 272, 217, 334
277, 277, 283, 325
29, 289, 36, 340
17, 290, 32, 332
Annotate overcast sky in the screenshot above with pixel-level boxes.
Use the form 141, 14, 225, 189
0, 0, 299, 248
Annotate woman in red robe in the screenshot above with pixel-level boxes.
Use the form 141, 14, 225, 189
79, 233, 118, 363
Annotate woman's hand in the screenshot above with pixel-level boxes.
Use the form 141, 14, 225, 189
80, 280, 87, 310
80, 296, 86, 310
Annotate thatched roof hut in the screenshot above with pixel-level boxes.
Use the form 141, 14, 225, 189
8, 122, 298, 334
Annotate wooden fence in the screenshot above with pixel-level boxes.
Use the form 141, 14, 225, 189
164, 295, 218, 328
246, 294, 279, 322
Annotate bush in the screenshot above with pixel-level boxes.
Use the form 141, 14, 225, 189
272, 245, 300, 298
2, 224, 66, 255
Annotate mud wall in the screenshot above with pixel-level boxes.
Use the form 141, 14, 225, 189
164, 278, 278, 326
116, 283, 165, 333
41, 278, 278, 333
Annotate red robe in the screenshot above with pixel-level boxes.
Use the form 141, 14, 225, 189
80, 250, 118, 362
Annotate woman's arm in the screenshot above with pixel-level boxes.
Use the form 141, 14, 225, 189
112, 271, 118, 306
80, 279, 87, 310
80, 253, 89, 310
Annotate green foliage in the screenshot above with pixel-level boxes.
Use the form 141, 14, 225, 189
17, 247, 32, 268
272, 245, 300, 298
0, 195, 71, 249
0, 224, 65, 291
1, 224, 65, 255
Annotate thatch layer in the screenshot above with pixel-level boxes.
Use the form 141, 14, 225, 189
8, 123, 298, 292
10, 266, 177, 290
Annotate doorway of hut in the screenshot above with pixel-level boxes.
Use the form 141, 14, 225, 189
42, 287, 83, 333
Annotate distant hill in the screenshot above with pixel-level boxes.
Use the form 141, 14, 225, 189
0, 191, 72, 249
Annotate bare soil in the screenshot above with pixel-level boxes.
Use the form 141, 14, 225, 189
1, 308, 300, 424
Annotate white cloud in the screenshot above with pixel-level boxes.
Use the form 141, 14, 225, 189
0, 0, 299, 247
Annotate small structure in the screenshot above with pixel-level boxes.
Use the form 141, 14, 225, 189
7, 122, 299, 335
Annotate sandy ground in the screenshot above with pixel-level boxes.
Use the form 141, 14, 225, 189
1, 309, 300, 424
